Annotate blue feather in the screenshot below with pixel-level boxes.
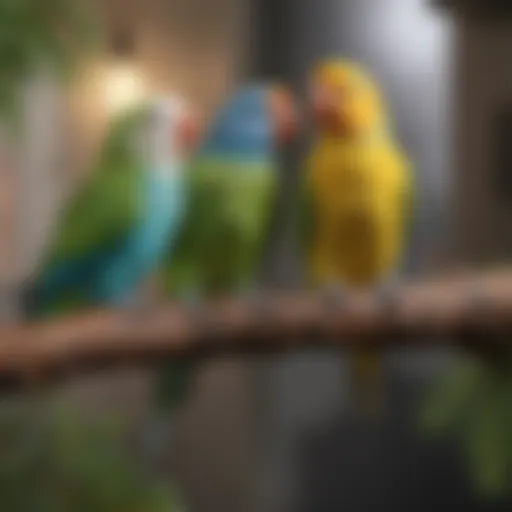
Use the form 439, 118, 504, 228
199, 85, 273, 162
27, 167, 185, 315
92, 169, 185, 304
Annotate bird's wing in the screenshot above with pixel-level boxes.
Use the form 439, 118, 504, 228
27, 163, 142, 316
48, 165, 140, 264
158, 158, 215, 295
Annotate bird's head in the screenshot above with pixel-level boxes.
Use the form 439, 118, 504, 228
101, 95, 202, 174
311, 59, 386, 138
199, 84, 299, 162
140, 95, 202, 171
268, 84, 299, 145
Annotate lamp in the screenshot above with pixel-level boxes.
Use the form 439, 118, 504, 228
104, 27, 146, 114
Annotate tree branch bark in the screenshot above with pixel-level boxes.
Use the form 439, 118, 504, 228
1, 269, 512, 389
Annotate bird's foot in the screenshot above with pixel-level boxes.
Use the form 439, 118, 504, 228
180, 291, 226, 342
375, 277, 402, 313
320, 283, 349, 312
120, 293, 160, 323
241, 286, 273, 319
181, 292, 211, 333
181, 291, 204, 316
466, 282, 492, 316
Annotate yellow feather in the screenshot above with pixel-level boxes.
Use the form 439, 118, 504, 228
308, 137, 410, 287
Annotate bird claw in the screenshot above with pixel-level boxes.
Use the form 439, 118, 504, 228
120, 294, 158, 322
466, 282, 492, 315
320, 283, 349, 311
242, 287, 272, 319
181, 294, 222, 340
375, 278, 402, 312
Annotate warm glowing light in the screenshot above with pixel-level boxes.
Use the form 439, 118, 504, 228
104, 63, 146, 114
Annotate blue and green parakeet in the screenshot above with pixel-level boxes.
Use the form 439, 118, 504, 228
157, 83, 298, 406
23, 95, 198, 319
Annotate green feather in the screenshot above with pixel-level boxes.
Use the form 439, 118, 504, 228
157, 157, 276, 409
163, 157, 276, 296
44, 163, 140, 270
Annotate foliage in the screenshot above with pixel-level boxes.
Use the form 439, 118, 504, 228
0, 0, 99, 120
420, 355, 512, 498
0, 397, 185, 512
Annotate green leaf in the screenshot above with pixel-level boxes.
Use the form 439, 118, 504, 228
0, 398, 185, 511
0, 0, 101, 124
462, 373, 511, 497
419, 356, 483, 436
421, 356, 512, 499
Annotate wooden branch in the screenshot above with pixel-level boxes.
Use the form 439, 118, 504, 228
1, 269, 512, 389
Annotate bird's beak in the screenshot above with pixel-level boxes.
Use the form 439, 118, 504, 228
269, 86, 299, 144
312, 82, 350, 136
177, 111, 202, 155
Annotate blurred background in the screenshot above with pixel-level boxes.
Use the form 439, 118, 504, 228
1, 0, 511, 511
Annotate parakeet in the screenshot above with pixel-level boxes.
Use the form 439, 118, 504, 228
303, 59, 413, 415
158, 84, 298, 406
23, 94, 199, 320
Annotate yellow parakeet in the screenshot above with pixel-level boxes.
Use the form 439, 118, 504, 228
303, 59, 413, 415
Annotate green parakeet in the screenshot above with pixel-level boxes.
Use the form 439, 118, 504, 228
157, 83, 298, 407
24, 95, 198, 318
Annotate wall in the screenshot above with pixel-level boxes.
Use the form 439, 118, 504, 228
453, 16, 512, 262
69, 0, 247, 176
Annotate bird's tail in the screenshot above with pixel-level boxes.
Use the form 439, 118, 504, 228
351, 347, 384, 418
142, 363, 196, 464
156, 361, 196, 411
